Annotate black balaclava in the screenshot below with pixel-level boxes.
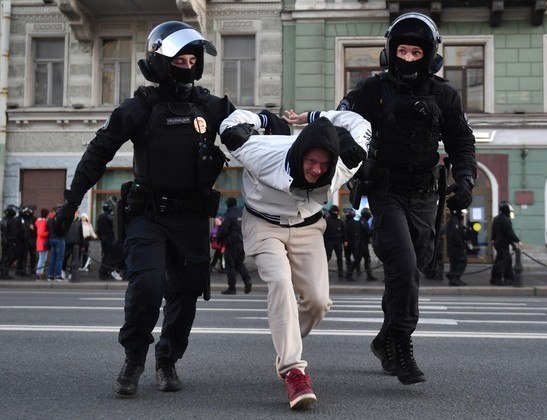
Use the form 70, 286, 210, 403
170, 43, 203, 86
287, 117, 339, 190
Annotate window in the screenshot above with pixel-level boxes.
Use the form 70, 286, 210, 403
33, 38, 64, 106
443, 45, 485, 112
92, 169, 133, 224
344, 46, 384, 93
222, 36, 255, 106
214, 167, 244, 216
100, 38, 132, 106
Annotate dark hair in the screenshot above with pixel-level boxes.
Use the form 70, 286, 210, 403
40, 208, 49, 218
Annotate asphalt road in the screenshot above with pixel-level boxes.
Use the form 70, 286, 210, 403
1, 288, 546, 419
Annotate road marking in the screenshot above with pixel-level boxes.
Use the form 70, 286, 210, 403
0, 324, 546, 339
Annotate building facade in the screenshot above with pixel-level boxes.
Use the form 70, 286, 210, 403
1, 0, 546, 264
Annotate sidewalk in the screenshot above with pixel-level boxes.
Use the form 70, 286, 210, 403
1, 262, 546, 296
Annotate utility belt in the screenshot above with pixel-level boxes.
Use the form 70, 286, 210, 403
245, 204, 323, 228
362, 158, 441, 196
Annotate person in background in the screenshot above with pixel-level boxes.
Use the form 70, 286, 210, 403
16, 206, 37, 277
47, 206, 66, 281
96, 203, 122, 281
209, 217, 225, 273
217, 197, 252, 295
490, 201, 520, 286
35, 208, 50, 281
323, 204, 346, 279
445, 209, 468, 286
0, 205, 20, 280
346, 208, 377, 282
343, 208, 360, 276
62, 210, 84, 280
79, 213, 97, 272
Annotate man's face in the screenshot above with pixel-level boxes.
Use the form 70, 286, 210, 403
303, 148, 330, 184
396, 44, 424, 62
170, 54, 196, 69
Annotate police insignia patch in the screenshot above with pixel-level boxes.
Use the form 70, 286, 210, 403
194, 117, 207, 134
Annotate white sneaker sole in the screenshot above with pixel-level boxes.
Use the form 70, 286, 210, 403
290, 393, 317, 409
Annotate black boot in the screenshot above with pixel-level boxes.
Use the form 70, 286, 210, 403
370, 333, 396, 376
114, 359, 144, 396
244, 282, 252, 294
156, 362, 183, 392
390, 331, 426, 385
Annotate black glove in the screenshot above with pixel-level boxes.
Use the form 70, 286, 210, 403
336, 126, 366, 169
52, 200, 78, 237
258, 109, 291, 135
446, 176, 474, 210
220, 123, 257, 151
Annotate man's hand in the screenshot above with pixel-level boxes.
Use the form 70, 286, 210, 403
446, 176, 474, 210
336, 126, 366, 169
220, 123, 256, 151
258, 109, 291, 135
52, 200, 78, 237
282, 109, 308, 125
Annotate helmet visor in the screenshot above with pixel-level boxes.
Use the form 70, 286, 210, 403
155, 28, 217, 58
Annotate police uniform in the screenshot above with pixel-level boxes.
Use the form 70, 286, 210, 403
310, 13, 477, 385
54, 21, 238, 396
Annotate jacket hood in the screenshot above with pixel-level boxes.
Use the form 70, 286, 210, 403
287, 117, 339, 189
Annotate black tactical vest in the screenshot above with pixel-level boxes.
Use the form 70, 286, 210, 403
369, 74, 444, 170
133, 86, 226, 191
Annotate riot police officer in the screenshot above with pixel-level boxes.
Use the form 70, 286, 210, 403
284, 12, 476, 385
0, 205, 20, 279
490, 201, 520, 286
445, 209, 468, 286
52, 21, 264, 396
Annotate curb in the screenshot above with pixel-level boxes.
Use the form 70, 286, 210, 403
1, 281, 546, 297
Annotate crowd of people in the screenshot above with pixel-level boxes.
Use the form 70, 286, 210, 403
0, 203, 123, 281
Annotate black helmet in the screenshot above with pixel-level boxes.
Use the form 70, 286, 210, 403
103, 203, 112, 213
380, 12, 443, 81
138, 21, 216, 84
22, 205, 35, 216
4, 204, 19, 217
360, 208, 372, 219
499, 201, 513, 217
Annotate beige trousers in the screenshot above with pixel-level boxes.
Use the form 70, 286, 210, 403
242, 209, 332, 376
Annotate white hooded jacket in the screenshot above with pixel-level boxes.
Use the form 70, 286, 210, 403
219, 110, 370, 226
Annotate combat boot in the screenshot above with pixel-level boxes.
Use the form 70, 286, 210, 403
370, 333, 396, 375
156, 361, 183, 392
114, 359, 144, 396
390, 331, 426, 385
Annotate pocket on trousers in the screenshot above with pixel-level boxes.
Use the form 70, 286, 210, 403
179, 255, 210, 294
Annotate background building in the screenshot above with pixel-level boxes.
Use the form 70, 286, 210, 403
1, 0, 546, 264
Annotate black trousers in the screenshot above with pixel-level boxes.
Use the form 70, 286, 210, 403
324, 239, 344, 274
118, 212, 209, 364
369, 188, 437, 335
224, 241, 251, 289
491, 245, 513, 283
447, 250, 467, 280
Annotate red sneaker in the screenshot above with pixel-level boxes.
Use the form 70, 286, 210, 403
284, 368, 317, 409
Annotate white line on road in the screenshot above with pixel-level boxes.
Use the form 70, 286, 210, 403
1, 324, 546, 339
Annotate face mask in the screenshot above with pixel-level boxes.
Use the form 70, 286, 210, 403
394, 56, 427, 82
170, 66, 196, 84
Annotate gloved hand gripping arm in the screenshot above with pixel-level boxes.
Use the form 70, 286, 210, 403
52, 189, 81, 237
336, 126, 367, 169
